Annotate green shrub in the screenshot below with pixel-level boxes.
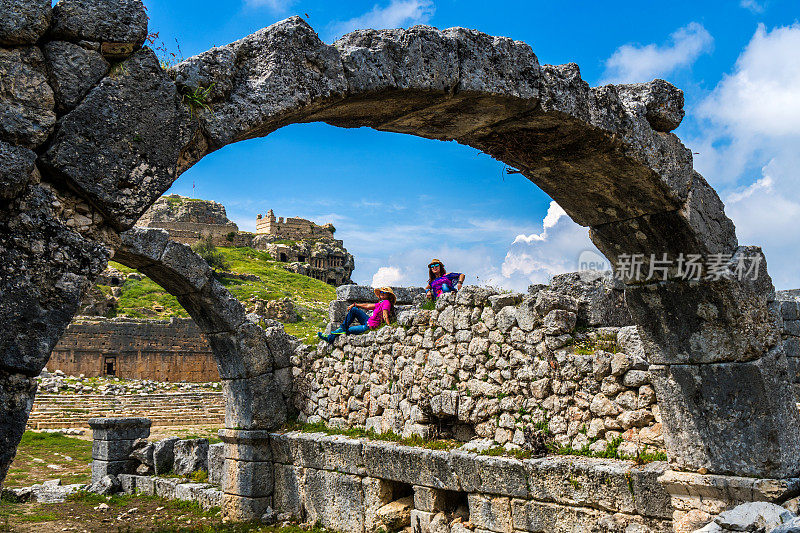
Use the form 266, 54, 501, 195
192, 235, 229, 271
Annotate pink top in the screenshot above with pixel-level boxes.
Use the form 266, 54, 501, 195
367, 299, 392, 328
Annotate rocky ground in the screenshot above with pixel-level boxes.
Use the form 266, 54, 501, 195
35, 371, 222, 395
0, 491, 328, 532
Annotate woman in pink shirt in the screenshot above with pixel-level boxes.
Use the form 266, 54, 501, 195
318, 287, 396, 344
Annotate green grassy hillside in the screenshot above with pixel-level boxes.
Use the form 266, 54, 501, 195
103, 246, 335, 344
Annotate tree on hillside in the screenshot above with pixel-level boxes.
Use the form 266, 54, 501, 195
192, 234, 229, 271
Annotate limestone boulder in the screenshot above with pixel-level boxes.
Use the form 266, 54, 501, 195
43, 48, 197, 230
50, 0, 148, 58
130, 440, 153, 467
543, 310, 577, 336
616, 78, 685, 133
43, 41, 109, 112
153, 436, 178, 475
549, 272, 632, 327
173, 438, 209, 477
651, 347, 800, 478
0, 0, 50, 45
89, 474, 120, 495
714, 502, 795, 532
0, 46, 56, 149
375, 496, 413, 531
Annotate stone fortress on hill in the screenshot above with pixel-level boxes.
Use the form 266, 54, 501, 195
137, 195, 354, 286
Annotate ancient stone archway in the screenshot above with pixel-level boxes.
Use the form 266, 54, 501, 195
112, 227, 296, 429
2, 0, 799, 510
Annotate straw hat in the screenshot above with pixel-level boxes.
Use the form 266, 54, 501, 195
374, 286, 396, 305
428, 258, 444, 269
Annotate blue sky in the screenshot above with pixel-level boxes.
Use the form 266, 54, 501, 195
144, 0, 800, 290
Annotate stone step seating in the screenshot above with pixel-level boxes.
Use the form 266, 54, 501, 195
27, 393, 225, 428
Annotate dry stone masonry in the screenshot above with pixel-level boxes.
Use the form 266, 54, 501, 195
2, 0, 800, 524
295, 280, 663, 456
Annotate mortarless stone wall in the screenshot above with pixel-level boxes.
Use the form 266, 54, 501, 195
292, 279, 665, 456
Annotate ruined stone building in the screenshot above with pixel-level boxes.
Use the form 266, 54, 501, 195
256, 209, 336, 240
48, 317, 218, 382
136, 195, 247, 246
253, 210, 355, 285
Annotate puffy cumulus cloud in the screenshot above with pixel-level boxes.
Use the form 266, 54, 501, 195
602, 22, 713, 84
328, 0, 434, 39
689, 23, 800, 288
371, 266, 403, 287
500, 201, 599, 289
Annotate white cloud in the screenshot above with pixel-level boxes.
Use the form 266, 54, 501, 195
602, 22, 713, 84
328, 0, 435, 39
244, 0, 295, 12
500, 202, 599, 288
688, 23, 800, 289
372, 266, 403, 287
740, 0, 766, 13
511, 202, 566, 244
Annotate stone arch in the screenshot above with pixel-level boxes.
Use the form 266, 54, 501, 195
1, 1, 798, 496
112, 227, 295, 431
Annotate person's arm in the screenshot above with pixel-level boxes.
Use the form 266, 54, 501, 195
425, 282, 432, 299
348, 302, 376, 311
382, 309, 390, 325
457, 273, 465, 290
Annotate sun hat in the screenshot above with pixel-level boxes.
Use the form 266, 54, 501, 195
428, 258, 444, 268
374, 286, 396, 305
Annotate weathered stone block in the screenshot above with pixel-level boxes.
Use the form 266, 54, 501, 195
302, 469, 364, 533
273, 463, 303, 518
153, 436, 179, 475
134, 474, 155, 495
223, 374, 287, 430
524, 456, 636, 514
651, 348, 800, 478
154, 477, 180, 500
362, 441, 459, 490
199, 487, 223, 510
50, 0, 148, 55
175, 481, 211, 503
0, 0, 50, 45
92, 438, 136, 461
221, 493, 272, 522
42, 41, 109, 112
451, 451, 526, 498
88, 418, 151, 441
91, 459, 134, 481
511, 498, 605, 533
42, 48, 196, 230
173, 438, 209, 476
468, 493, 512, 533
118, 473, 136, 494
0, 46, 56, 148
207, 443, 224, 486
222, 457, 273, 498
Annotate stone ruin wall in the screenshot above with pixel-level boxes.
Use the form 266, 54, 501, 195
292, 280, 666, 456
256, 210, 336, 241
137, 195, 242, 247
47, 317, 219, 382
292, 278, 800, 457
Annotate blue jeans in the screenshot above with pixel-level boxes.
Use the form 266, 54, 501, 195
342, 307, 370, 334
